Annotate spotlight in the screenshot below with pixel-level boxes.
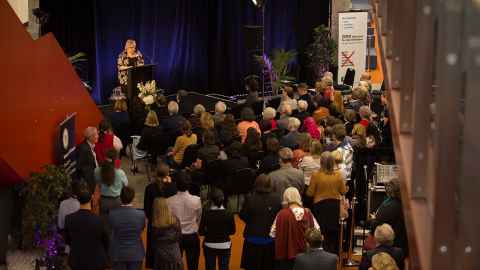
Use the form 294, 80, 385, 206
251, 0, 265, 8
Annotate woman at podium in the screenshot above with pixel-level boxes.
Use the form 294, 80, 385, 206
117, 39, 145, 90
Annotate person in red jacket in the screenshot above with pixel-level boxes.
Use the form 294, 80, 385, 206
270, 187, 320, 270
94, 120, 123, 164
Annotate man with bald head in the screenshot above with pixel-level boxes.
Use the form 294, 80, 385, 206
77, 126, 99, 192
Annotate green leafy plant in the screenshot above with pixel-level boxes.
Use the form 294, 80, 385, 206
256, 49, 297, 94
21, 165, 71, 249
306, 25, 337, 80
67, 52, 87, 65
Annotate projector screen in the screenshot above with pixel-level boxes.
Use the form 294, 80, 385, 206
7, 0, 29, 24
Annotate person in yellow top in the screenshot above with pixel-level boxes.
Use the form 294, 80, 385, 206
170, 120, 197, 165
307, 151, 347, 254
307, 151, 347, 204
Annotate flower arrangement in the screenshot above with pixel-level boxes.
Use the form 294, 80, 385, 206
137, 80, 157, 111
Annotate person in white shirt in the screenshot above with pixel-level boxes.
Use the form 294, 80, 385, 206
58, 181, 82, 231
167, 171, 202, 270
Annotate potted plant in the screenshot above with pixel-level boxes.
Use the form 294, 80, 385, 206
306, 25, 337, 80
257, 49, 297, 95
21, 165, 71, 269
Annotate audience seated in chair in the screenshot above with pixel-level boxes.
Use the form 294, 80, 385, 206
359, 223, 404, 270
170, 120, 197, 167
259, 136, 281, 174
162, 101, 187, 147
217, 113, 241, 147
198, 129, 221, 165
293, 100, 310, 127
260, 107, 277, 133
137, 110, 166, 165
242, 127, 264, 168
237, 107, 261, 143
189, 104, 206, 134
280, 117, 302, 150
213, 101, 227, 125
277, 101, 293, 131
108, 99, 131, 155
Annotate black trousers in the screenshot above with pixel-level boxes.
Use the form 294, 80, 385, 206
180, 233, 200, 270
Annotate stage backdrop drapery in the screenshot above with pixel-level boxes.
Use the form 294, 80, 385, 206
41, 0, 329, 104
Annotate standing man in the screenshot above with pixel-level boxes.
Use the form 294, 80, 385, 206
64, 189, 109, 270
167, 171, 202, 270
77, 126, 99, 193
294, 228, 337, 270
108, 186, 146, 270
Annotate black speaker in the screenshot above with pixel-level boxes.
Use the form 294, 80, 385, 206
244, 25, 263, 53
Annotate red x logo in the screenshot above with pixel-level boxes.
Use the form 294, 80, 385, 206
341, 51, 355, 67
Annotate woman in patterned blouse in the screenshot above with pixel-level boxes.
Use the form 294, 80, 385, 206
117, 39, 145, 87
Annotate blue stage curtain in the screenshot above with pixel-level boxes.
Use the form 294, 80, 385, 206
43, 0, 329, 103
94, 0, 209, 103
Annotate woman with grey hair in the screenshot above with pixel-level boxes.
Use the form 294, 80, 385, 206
370, 178, 408, 256
213, 101, 227, 124
189, 104, 206, 131
359, 223, 404, 270
269, 187, 319, 270
260, 107, 277, 133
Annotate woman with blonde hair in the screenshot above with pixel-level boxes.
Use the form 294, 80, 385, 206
307, 151, 347, 254
143, 163, 177, 268
152, 197, 183, 270
117, 39, 144, 87
369, 252, 399, 270
137, 111, 165, 165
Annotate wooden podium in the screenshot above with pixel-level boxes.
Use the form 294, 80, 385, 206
127, 64, 155, 134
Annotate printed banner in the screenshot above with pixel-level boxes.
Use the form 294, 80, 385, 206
57, 113, 77, 177
337, 11, 368, 85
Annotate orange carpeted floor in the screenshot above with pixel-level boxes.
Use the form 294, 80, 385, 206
141, 215, 359, 270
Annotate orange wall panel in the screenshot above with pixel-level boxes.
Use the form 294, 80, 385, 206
0, 0, 103, 184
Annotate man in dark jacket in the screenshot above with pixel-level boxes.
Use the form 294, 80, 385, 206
65, 189, 109, 270
108, 186, 146, 270
294, 228, 337, 270
76, 127, 99, 193
162, 101, 186, 147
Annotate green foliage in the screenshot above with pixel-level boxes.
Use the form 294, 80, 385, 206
305, 25, 337, 79
256, 48, 297, 92
21, 165, 71, 249
67, 52, 87, 64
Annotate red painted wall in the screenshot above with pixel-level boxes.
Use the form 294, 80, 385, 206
0, 0, 103, 185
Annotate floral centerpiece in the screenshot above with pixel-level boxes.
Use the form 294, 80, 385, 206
137, 80, 158, 111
